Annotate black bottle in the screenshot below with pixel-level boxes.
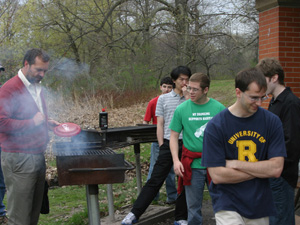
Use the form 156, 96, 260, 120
99, 108, 108, 130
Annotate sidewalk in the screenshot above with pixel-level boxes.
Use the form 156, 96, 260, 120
100, 199, 215, 225
101, 205, 174, 225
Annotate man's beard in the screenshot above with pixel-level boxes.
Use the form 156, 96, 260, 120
26, 73, 43, 84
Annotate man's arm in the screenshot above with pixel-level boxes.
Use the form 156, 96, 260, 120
208, 157, 283, 184
48, 119, 60, 131
156, 116, 164, 146
226, 156, 284, 179
170, 130, 184, 177
143, 99, 154, 124
208, 167, 255, 184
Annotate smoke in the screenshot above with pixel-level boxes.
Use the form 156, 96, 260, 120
0, 49, 94, 126
0, 46, 90, 81
44, 87, 65, 119
48, 57, 90, 80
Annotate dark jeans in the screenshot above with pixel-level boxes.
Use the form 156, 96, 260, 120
131, 139, 187, 221
269, 177, 295, 225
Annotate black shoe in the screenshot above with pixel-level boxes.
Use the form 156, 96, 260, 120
166, 200, 176, 205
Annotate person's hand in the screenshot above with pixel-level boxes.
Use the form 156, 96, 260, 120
33, 112, 45, 126
48, 119, 60, 131
173, 160, 184, 177
182, 85, 190, 99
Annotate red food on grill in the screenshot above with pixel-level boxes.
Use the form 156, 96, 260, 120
54, 122, 81, 137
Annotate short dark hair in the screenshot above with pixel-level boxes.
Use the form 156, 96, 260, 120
235, 68, 267, 92
189, 73, 210, 89
256, 57, 284, 85
23, 48, 50, 66
170, 66, 192, 81
160, 76, 173, 86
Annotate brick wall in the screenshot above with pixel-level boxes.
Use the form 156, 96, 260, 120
258, 6, 300, 108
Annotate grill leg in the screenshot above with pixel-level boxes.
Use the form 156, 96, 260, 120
107, 184, 115, 221
86, 184, 100, 225
134, 144, 142, 195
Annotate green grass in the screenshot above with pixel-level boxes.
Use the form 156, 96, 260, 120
39, 186, 87, 225
209, 79, 236, 107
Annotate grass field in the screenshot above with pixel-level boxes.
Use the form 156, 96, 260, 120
209, 79, 236, 107
5, 79, 236, 225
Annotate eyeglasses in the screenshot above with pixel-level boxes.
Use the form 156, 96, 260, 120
186, 86, 200, 93
243, 92, 269, 102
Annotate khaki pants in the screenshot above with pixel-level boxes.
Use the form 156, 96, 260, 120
1, 152, 45, 225
215, 210, 269, 225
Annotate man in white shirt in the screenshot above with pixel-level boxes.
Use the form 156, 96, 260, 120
0, 49, 59, 225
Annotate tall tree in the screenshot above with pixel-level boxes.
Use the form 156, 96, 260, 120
0, 0, 259, 94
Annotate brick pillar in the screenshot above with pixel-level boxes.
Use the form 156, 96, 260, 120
256, 0, 300, 108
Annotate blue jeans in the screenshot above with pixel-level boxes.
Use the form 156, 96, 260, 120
269, 177, 295, 225
0, 150, 6, 216
185, 169, 207, 225
147, 142, 177, 202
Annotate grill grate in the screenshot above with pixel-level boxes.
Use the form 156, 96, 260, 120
54, 148, 116, 156
53, 141, 116, 156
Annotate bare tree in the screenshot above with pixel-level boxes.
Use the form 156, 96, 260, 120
0, 0, 259, 93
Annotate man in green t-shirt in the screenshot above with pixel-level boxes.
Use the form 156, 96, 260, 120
169, 73, 225, 225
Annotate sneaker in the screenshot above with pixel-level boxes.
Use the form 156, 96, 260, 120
166, 199, 176, 205
121, 212, 138, 225
0, 215, 8, 224
174, 220, 188, 225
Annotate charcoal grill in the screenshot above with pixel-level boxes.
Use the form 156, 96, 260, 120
53, 141, 134, 225
71, 125, 157, 193
53, 142, 134, 186
53, 124, 156, 224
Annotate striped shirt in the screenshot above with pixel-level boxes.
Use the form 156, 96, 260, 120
155, 90, 185, 140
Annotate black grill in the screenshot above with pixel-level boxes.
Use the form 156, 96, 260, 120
53, 142, 115, 156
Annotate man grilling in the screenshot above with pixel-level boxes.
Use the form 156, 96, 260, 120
0, 49, 59, 225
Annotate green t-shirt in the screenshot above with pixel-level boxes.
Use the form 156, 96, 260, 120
169, 98, 225, 169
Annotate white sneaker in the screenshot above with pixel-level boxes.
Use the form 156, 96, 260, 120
174, 220, 188, 225
121, 212, 138, 225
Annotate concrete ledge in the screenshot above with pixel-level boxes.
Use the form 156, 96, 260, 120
136, 206, 174, 225
101, 205, 175, 225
